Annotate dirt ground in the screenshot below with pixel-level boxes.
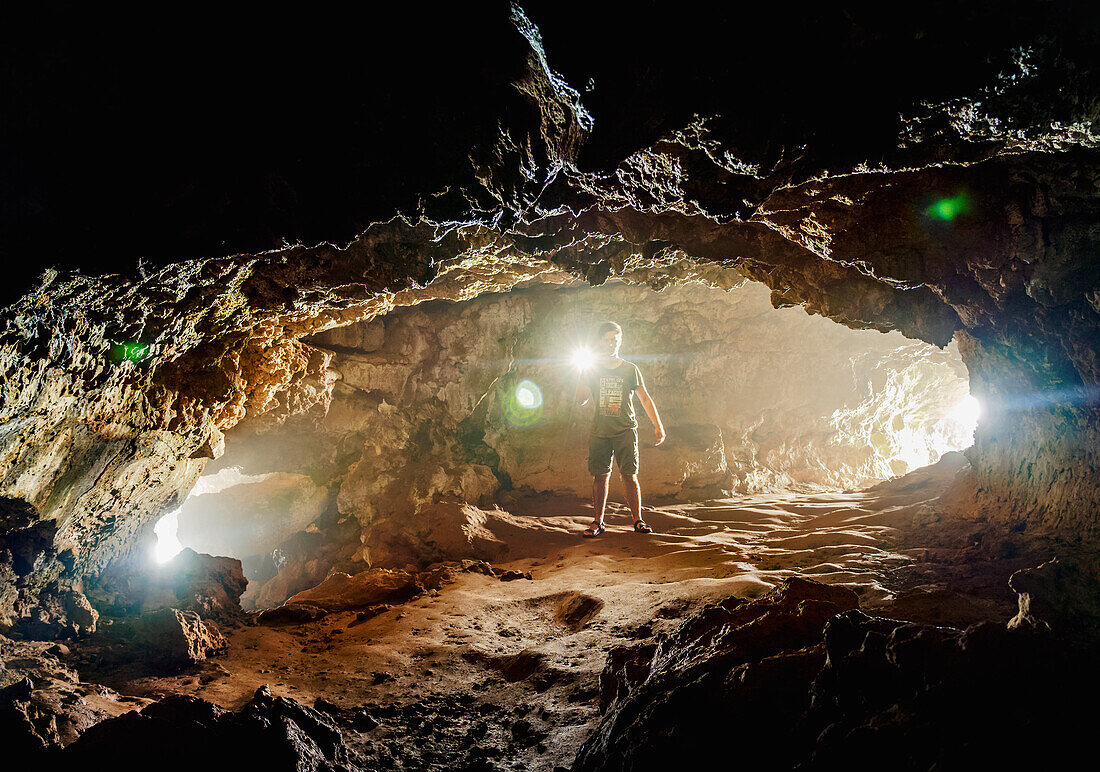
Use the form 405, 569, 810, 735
89, 454, 1046, 770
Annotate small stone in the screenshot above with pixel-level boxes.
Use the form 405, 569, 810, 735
498, 570, 532, 582
353, 710, 379, 730
256, 602, 328, 626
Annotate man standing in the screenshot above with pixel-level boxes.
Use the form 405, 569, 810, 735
575, 322, 665, 536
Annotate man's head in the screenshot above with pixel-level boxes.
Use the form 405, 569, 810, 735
596, 321, 623, 357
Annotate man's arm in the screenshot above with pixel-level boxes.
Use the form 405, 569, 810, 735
636, 384, 666, 446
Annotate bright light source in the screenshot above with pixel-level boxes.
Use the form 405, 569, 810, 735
948, 394, 982, 425
151, 467, 278, 564
153, 509, 183, 564
572, 348, 594, 370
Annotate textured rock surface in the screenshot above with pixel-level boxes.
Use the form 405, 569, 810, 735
1, 2, 1099, 636
10, 586, 99, 640
575, 578, 859, 770
186, 279, 969, 598
283, 569, 425, 614
124, 608, 229, 670
89, 548, 247, 625
60, 686, 359, 770
365, 501, 510, 570
1007, 557, 1100, 640
0, 635, 145, 753
576, 568, 1100, 770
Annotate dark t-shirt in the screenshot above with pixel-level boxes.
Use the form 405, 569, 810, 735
585, 360, 644, 437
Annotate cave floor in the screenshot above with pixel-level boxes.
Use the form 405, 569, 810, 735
88, 457, 1048, 770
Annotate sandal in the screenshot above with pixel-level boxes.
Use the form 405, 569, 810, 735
582, 521, 606, 538
633, 519, 653, 534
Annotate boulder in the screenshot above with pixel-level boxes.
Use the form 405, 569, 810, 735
0, 633, 140, 754
11, 587, 99, 639
576, 569, 1100, 771
256, 602, 328, 627
244, 553, 331, 611
130, 608, 228, 668
284, 569, 423, 613
1008, 557, 1100, 641
574, 578, 858, 771
63, 686, 358, 770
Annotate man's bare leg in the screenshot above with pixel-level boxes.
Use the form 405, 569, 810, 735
591, 473, 611, 527
622, 472, 642, 523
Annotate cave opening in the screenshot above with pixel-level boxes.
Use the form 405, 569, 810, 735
151, 273, 976, 610
5, 2, 1098, 766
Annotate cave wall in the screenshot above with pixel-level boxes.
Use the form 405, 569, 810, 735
2, 2, 1098, 631
0, 226, 579, 628
181, 277, 971, 602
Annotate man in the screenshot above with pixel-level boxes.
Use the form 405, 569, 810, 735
575, 321, 665, 536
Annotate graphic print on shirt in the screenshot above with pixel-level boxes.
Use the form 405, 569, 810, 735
600, 375, 624, 415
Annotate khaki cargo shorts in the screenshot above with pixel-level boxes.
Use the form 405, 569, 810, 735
588, 428, 639, 476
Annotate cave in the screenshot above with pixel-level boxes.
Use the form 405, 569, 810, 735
3, 3, 1099, 770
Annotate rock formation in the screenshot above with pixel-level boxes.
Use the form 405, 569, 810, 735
576, 570, 1099, 770
4, 5, 1098, 628
60, 686, 359, 771
175, 278, 971, 602
1, 1, 1099, 766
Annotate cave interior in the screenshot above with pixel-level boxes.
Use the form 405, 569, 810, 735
2, 2, 1100, 769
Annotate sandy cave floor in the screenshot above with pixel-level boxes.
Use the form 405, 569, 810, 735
78, 457, 1051, 770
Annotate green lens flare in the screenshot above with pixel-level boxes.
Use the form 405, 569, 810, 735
503, 379, 543, 427
109, 341, 150, 363
925, 193, 971, 222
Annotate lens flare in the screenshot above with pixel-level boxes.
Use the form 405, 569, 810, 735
572, 348, 594, 370
504, 379, 543, 426
109, 340, 150, 363
515, 381, 541, 409
925, 193, 972, 222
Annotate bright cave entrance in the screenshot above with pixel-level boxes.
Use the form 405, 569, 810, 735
153, 274, 978, 609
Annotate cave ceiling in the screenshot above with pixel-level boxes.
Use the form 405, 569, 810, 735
4, 5, 1100, 761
